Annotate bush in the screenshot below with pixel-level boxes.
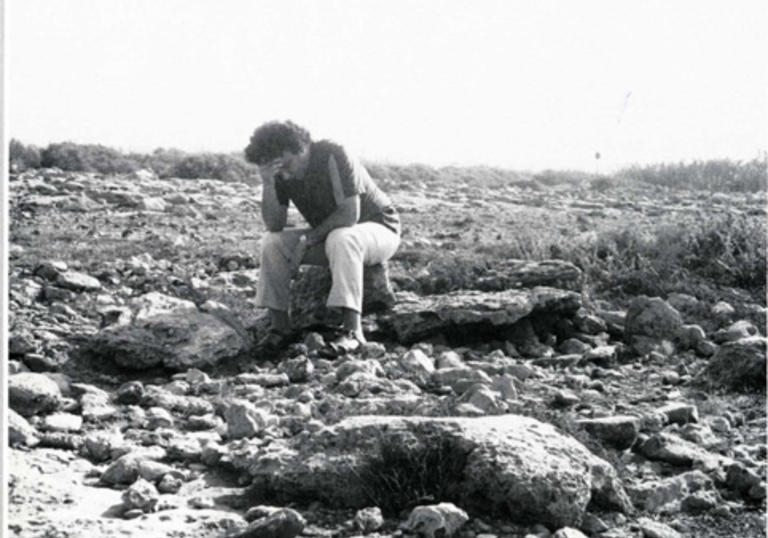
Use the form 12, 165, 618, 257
617, 158, 767, 192
354, 436, 471, 515
131, 147, 188, 178
9, 139, 42, 171
40, 142, 138, 174
171, 153, 259, 183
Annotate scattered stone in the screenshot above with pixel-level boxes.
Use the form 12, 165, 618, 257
559, 338, 592, 355
42, 412, 83, 432
458, 384, 507, 414
77, 383, 119, 422
681, 489, 720, 513
704, 336, 766, 390
637, 517, 683, 538
657, 402, 698, 425
661, 371, 680, 385
354, 506, 385, 532
695, 339, 718, 357
624, 296, 682, 354
137, 459, 178, 482
225, 400, 271, 439
725, 462, 765, 500
244, 505, 282, 522
627, 470, 715, 513
35, 260, 69, 280
237, 373, 291, 388
492, 374, 519, 401
574, 308, 607, 334
399, 348, 435, 381
189, 496, 216, 509
121, 478, 159, 513
116, 381, 145, 405
711, 301, 736, 321
123, 508, 144, 520
102, 454, 145, 485
635, 433, 718, 468
582, 345, 616, 366
55, 270, 102, 291
718, 320, 758, 342
361, 341, 387, 359
303, 332, 326, 352
146, 407, 175, 430
432, 367, 492, 392
404, 503, 469, 538
232, 507, 306, 538
675, 324, 706, 350
580, 513, 609, 534
9, 372, 62, 417
279, 356, 315, 383
577, 416, 639, 450
188, 413, 223, 431
22, 353, 59, 372
666, 293, 699, 314
8, 408, 40, 447
554, 389, 580, 407
552, 528, 589, 538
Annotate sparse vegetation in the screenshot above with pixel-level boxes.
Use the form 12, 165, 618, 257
354, 436, 471, 516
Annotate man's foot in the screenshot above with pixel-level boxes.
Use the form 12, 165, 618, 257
329, 330, 366, 355
255, 328, 293, 356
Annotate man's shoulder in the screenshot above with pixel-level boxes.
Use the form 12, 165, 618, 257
313, 139, 349, 159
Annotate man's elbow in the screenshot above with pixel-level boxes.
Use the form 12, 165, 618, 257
263, 215, 285, 232
343, 199, 360, 225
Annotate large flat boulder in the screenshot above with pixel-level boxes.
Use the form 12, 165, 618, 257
241, 415, 631, 528
288, 263, 396, 327
378, 287, 581, 343
84, 292, 246, 370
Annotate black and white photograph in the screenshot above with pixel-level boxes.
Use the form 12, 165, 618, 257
2, 1, 767, 537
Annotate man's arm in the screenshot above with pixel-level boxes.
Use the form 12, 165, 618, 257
305, 195, 360, 246
259, 164, 288, 232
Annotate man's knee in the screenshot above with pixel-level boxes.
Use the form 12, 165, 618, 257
260, 231, 289, 261
325, 227, 362, 258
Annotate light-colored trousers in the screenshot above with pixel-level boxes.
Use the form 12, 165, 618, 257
256, 222, 400, 313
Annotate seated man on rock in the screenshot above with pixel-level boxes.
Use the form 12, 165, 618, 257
245, 120, 401, 354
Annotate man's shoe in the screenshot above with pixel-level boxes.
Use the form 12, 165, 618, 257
255, 328, 293, 355
329, 330, 364, 355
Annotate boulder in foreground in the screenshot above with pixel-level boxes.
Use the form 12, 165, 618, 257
242, 414, 632, 528
84, 292, 247, 370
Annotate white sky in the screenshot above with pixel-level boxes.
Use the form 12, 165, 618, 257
6, 0, 768, 171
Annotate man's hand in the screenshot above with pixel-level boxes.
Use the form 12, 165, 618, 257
304, 229, 323, 247
258, 160, 284, 183
288, 235, 308, 279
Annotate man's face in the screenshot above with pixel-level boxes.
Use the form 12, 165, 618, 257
269, 147, 308, 181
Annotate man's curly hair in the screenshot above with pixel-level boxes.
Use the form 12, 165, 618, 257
244, 120, 312, 165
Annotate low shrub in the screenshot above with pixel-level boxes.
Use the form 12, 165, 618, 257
617, 157, 767, 193
354, 436, 471, 515
40, 142, 139, 174
171, 153, 259, 183
9, 139, 42, 171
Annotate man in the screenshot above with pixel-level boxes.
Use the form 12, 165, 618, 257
245, 120, 401, 354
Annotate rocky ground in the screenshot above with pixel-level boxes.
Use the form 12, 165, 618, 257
5, 168, 767, 538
